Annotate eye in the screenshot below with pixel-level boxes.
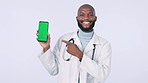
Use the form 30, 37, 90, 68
89, 13, 94, 16
79, 14, 84, 16
79, 12, 84, 16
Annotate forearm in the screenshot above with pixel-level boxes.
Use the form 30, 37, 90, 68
43, 46, 50, 52
38, 49, 59, 76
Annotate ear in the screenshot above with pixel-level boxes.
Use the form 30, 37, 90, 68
76, 16, 78, 20
94, 16, 97, 22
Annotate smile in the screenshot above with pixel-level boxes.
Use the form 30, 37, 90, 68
80, 21, 92, 25
83, 22, 90, 24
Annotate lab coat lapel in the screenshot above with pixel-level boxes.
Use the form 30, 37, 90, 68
70, 31, 82, 50
84, 33, 100, 53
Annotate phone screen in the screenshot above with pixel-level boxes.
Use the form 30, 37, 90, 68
38, 21, 49, 42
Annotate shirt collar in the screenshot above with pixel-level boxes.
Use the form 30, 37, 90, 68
77, 29, 94, 40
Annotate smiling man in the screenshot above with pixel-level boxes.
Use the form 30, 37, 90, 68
37, 4, 112, 83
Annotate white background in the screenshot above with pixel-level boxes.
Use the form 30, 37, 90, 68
0, 0, 148, 83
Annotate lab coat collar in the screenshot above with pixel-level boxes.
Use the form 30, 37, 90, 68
70, 30, 101, 53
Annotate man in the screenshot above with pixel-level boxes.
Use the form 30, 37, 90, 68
37, 4, 112, 83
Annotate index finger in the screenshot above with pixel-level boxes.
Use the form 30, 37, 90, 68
62, 40, 71, 45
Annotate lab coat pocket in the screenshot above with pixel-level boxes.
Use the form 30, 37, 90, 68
85, 50, 97, 61
86, 73, 94, 83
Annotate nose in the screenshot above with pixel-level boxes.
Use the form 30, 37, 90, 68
84, 15, 89, 20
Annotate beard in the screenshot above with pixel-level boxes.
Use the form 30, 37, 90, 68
77, 20, 95, 32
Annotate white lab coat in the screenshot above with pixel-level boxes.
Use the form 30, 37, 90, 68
38, 31, 112, 83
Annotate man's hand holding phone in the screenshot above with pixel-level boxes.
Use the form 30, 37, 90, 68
37, 33, 50, 52
37, 21, 50, 52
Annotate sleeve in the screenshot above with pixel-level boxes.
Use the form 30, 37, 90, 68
38, 39, 61, 76
79, 42, 112, 82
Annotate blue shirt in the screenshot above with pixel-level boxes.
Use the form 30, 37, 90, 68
77, 29, 94, 51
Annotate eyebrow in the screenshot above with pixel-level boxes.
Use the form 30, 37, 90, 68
79, 10, 94, 15
78, 7, 95, 15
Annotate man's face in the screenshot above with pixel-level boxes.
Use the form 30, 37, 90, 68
76, 6, 97, 32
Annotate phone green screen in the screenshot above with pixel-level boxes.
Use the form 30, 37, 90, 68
38, 21, 49, 42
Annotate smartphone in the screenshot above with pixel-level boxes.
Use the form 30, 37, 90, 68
37, 21, 49, 42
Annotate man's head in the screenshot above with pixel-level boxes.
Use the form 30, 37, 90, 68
76, 4, 97, 32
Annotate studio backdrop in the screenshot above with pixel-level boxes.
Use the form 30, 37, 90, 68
0, 0, 148, 83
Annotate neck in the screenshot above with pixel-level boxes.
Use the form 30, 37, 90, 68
77, 29, 94, 50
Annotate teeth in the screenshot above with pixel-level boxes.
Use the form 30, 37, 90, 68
83, 22, 90, 24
